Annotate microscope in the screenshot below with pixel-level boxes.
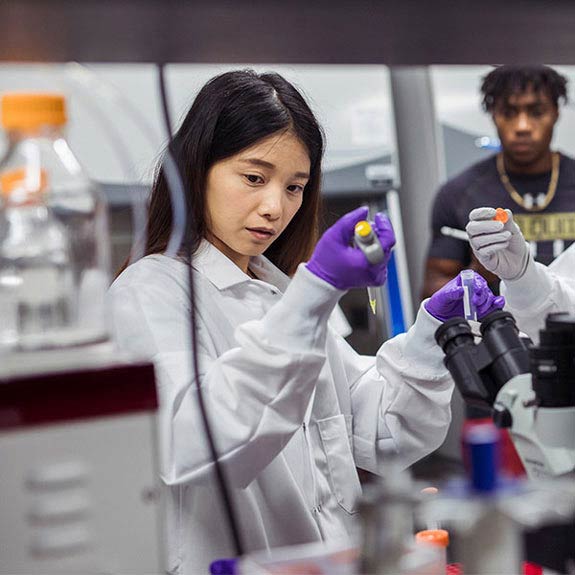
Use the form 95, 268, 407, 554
435, 310, 575, 573
435, 309, 575, 479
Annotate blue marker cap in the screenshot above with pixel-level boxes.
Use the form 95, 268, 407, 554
464, 422, 500, 493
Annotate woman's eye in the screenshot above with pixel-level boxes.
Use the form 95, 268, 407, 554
287, 184, 304, 194
244, 174, 263, 184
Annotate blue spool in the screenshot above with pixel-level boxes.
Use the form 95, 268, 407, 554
464, 422, 500, 493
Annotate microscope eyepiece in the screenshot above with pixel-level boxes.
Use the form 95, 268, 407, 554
434, 317, 493, 405
435, 317, 474, 353
434, 311, 530, 407
479, 310, 531, 385
479, 309, 517, 337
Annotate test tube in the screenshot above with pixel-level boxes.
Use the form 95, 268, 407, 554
461, 269, 476, 322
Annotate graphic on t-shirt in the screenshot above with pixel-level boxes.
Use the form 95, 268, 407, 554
514, 212, 575, 242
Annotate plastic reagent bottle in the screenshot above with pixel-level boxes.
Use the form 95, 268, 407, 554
0, 93, 111, 352
415, 529, 449, 573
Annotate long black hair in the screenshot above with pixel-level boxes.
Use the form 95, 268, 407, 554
143, 69, 324, 276
481, 65, 568, 112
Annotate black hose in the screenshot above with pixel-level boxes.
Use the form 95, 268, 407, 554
157, 63, 244, 557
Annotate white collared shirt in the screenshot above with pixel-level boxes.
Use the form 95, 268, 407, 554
108, 240, 453, 575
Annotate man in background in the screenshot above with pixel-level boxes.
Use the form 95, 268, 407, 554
422, 65, 575, 298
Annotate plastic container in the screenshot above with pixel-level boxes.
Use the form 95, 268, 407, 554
460, 269, 476, 322
0, 93, 111, 352
415, 529, 449, 573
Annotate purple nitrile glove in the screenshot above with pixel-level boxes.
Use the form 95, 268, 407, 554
424, 271, 505, 322
306, 206, 396, 290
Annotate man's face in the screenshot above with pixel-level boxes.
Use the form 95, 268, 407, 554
492, 88, 559, 167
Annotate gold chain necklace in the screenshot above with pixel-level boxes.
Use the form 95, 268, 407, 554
496, 152, 560, 212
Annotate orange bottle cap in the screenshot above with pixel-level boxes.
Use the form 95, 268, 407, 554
416, 529, 449, 548
493, 207, 509, 223
1, 93, 66, 131
0, 168, 48, 202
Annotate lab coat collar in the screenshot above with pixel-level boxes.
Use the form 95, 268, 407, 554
192, 240, 291, 292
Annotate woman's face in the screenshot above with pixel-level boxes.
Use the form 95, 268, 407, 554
205, 130, 311, 272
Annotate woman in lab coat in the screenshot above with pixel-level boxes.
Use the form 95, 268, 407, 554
109, 70, 504, 575
467, 206, 575, 342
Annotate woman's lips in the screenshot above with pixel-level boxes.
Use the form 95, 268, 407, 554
246, 228, 275, 240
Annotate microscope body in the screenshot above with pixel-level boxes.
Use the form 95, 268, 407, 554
496, 373, 575, 478
434, 312, 575, 573
435, 310, 575, 479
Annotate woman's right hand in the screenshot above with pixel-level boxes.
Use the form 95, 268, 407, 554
306, 206, 396, 290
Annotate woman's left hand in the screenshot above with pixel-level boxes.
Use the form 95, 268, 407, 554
424, 271, 505, 322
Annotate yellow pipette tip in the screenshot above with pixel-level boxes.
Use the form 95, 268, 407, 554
369, 298, 377, 315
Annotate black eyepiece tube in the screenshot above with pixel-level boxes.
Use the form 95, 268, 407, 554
435, 318, 492, 405
480, 310, 531, 388
435, 317, 474, 354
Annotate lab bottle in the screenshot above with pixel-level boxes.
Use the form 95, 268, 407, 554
415, 529, 449, 573
0, 93, 111, 352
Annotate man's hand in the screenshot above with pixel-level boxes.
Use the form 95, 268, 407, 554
466, 207, 530, 281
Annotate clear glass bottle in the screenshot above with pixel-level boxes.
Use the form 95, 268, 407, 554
0, 93, 111, 352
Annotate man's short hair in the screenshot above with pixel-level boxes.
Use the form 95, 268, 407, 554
481, 65, 568, 112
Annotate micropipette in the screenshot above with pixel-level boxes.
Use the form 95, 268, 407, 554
354, 220, 385, 315
461, 269, 476, 321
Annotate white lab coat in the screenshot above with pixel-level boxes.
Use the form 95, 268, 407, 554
108, 240, 453, 575
502, 243, 575, 343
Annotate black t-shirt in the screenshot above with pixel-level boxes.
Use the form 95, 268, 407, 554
428, 152, 575, 267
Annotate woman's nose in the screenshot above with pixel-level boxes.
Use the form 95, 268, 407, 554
258, 188, 282, 219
